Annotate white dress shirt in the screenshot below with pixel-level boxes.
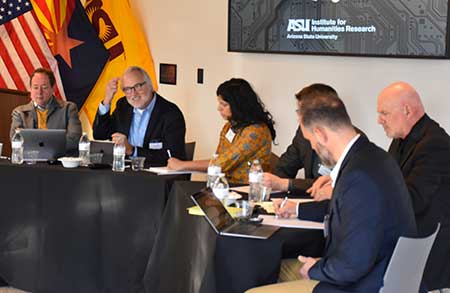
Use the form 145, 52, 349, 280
329, 134, 360, 188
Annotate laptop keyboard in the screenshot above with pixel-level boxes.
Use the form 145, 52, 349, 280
228, 223, 259, 234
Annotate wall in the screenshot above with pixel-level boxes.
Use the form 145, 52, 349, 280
132, 0, 450, 160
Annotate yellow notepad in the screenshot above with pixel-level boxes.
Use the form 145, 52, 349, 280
187, 206, 242, 217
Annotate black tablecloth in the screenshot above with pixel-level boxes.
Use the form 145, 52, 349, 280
144, 181, 325, 293
0, 160, 179, 293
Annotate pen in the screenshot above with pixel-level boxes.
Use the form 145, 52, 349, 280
276, 196, 289, 219
167, 149, 172, 158
280, 196, 289, 209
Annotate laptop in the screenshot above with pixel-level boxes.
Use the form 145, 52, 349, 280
90, 140, 115, 165
191, 189, 279, 239
21, 129, 66, 161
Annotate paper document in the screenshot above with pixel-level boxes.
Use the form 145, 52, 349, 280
230, 185, 283, 194
145, 167, 204, 175
259, 215, 324, 230
187, 205, 242, 217
259, 199, 314, 214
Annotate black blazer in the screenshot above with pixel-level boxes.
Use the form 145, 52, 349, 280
93, 94, 186, 166
273, 126, 317, 196
389, 114, 450, 290
309, 136, 416, 292
275, 126, 365, 198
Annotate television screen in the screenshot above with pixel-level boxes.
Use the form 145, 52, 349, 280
228, 0, 450, 59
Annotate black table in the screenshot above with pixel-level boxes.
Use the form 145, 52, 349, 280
144, 181, 325, 293
0, 160, 180, 293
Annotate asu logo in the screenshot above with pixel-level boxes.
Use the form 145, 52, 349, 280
287, 19, 311, 32
85, 0, 124, 61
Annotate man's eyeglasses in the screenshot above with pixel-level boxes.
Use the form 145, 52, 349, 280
122, 81, 146, 94
31, 85, 50, 91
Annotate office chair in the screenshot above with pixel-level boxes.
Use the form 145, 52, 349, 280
184, 141, 196, 161
269, 152, 280, 172
380, 223, 441, 293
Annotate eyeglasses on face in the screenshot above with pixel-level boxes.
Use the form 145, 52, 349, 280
122, 81, 146, 94
31, 85, 50, 91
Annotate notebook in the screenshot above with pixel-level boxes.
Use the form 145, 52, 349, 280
146, 166, 203, 175
191, 189, 279, 239
90, 140, 115, 165
21, 129, 66, 161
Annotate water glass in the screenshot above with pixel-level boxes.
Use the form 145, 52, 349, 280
261, 186, 272, 201
235, 200, 253, 219
0, 143, 3, 157
212, 173, 229, 204
131, 156, 146, 171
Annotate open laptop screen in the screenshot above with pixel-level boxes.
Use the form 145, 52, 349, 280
90, 140, 114, 165
21, 129, 66, 160
192, 189, 235, 232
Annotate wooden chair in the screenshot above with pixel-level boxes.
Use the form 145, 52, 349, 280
0, 88, 30, 156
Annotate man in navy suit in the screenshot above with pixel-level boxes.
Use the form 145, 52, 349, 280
93, 66, 186, 166
248, 91, 416, 292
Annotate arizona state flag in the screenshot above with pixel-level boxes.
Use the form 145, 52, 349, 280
81, 0, 158, 125
32, 0, 109, 110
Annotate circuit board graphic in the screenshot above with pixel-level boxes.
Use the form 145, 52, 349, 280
228, 0, 449, 58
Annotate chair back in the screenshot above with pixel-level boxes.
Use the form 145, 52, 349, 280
184, 142, 196, 161
269, 152, 280, 172
0, 88, 30, 156
380, 223, 440, 293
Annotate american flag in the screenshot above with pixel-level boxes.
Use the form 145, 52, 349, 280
0, 0, 65, 99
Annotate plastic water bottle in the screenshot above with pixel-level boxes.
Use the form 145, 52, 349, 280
11, 129, 24, 164
212, 173, 229, 205
207, 153, 221, 188
78, 132, 90, 166
248, 159, 263, 204
112, 142, 125, 172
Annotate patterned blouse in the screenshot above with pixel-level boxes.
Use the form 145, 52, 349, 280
215, 122, 272, 185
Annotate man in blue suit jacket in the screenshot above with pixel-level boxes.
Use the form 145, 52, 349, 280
248, 90, 416, 292
93, 66, 186, 166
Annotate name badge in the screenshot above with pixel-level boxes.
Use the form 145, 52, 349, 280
323, 214, 330, 238
149, 141, 163, 150
225, 128, 236, 142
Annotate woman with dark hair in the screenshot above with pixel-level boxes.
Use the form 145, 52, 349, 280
167, 78, 276, 184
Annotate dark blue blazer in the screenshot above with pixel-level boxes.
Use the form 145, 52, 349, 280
93, 94, 186, 166
309, 136, 417, 292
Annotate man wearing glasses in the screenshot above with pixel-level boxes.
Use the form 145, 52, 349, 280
93, 66, 186, 166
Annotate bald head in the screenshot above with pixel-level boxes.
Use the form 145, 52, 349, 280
377, 82, 425, 139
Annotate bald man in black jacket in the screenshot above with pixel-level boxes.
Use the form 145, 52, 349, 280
378, 82, 450, 291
